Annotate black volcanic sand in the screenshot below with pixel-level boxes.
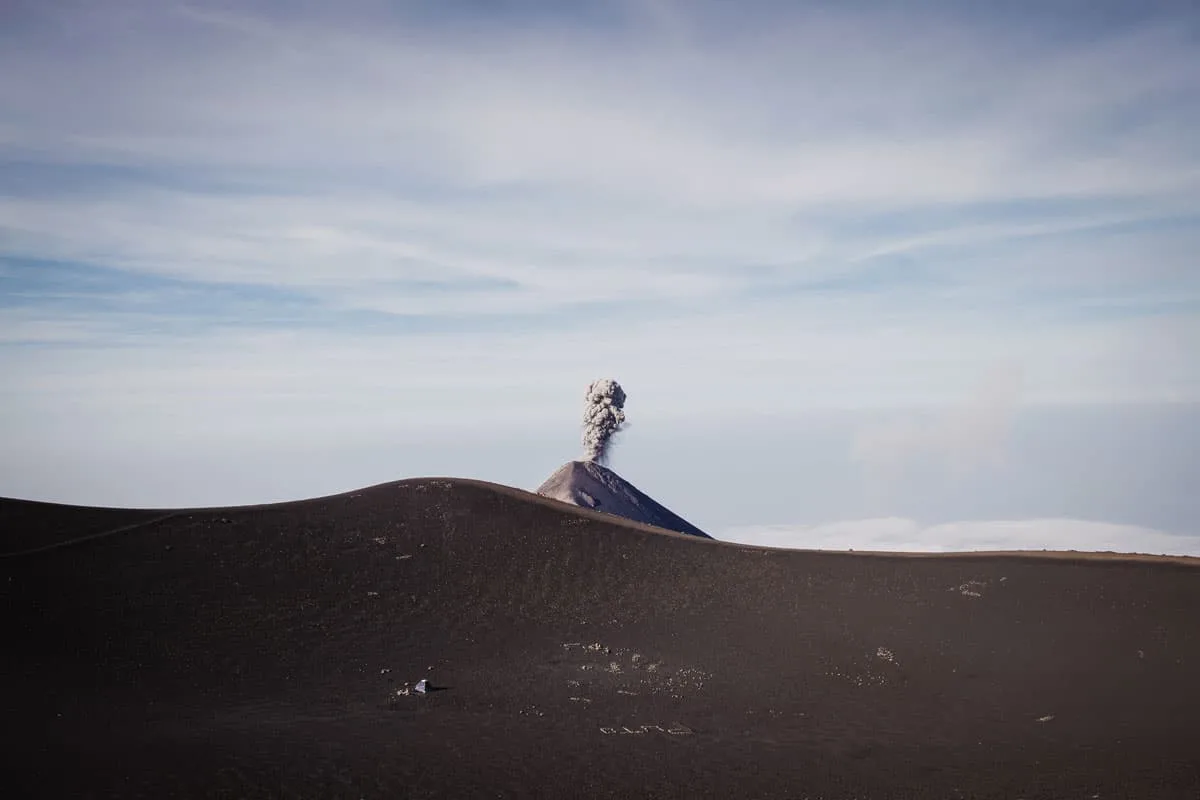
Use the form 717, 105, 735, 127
3, 479, 1199, 799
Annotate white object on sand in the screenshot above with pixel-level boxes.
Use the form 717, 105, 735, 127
414, 679, 428, 694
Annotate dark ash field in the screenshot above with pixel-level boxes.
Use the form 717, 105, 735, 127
3, 478, 1198, 798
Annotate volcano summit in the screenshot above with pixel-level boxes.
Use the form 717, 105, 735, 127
536, 378, 710, 538
536, 460, 711, 539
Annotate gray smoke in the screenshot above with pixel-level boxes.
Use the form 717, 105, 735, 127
582, 378, 627, 463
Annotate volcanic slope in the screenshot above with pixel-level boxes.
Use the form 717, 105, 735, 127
3, 478, 1200, 799
537, 459, 711, 538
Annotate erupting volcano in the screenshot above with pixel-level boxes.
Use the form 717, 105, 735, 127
536, 379, 710, 538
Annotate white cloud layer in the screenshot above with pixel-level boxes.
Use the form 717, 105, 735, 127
720, 518, 1200, 558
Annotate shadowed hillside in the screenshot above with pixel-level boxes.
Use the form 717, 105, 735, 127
3, 478, 1199, 799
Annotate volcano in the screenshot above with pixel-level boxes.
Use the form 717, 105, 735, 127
536, 460, 710, 539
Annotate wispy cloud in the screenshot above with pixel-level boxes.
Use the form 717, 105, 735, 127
2, 2, 1197, 322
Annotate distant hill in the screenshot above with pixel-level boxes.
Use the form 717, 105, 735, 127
536, 460, 711, 538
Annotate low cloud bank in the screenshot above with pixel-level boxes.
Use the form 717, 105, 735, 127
720, 518, 1200, 557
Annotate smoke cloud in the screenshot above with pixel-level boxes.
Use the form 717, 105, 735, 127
582, 378, 627, 463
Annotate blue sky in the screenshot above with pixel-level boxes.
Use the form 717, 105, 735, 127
1, 1, 1198, 554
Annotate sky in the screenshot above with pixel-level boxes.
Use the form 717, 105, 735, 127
1, 0, 1198, 555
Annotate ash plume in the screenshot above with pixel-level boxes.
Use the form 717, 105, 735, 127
582, 378, 626, 464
